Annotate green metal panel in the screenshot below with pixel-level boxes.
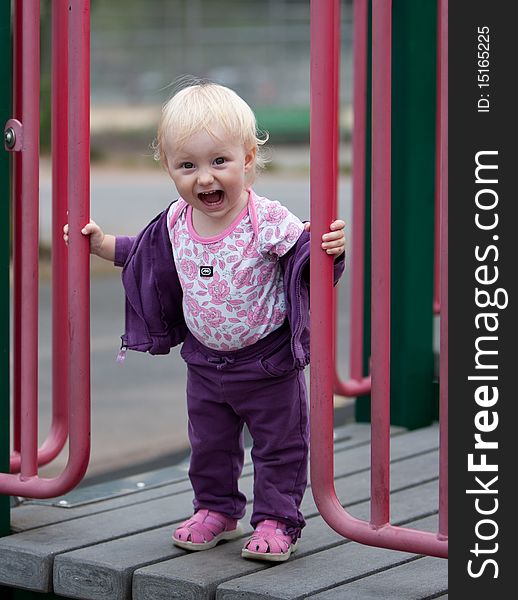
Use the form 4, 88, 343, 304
389, 0, 436, 428
356, 0, 436, 428
0, 0, 12, 538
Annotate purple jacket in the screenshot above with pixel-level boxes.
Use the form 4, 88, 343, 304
114, 201, 345, 368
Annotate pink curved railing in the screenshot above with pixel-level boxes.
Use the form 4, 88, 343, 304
310, 0, 448, 558
0, 0, 91, 498
10, 0, 69, 474
334, 0, 371, 398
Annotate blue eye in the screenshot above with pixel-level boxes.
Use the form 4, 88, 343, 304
181, 162, 194, 169
213, 157, 225, 165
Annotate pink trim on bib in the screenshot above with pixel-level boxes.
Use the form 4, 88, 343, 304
187, 203, 249, 244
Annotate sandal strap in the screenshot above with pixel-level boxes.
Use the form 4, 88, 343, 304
244, 519, 294, 554
174, 509, 237, 544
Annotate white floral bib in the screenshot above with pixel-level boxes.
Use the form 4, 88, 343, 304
167, 189, 304, 350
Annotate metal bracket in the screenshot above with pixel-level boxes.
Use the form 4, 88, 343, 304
4, 118, 23, 151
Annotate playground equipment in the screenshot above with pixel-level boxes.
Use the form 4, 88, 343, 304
0, 0, 91, 498
310, 0, 447, 557
0, 0, 446, 566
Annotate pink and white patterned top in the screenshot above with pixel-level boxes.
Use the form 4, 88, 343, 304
167, 189, 304, 350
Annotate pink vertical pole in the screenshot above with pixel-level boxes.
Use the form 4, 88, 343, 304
10, 0, 70, 472
370, 0, 392, 528
67, 0, 91, 480
11, 0, 23, 462
349, 0, 367, 382
44, 0, 70, 463
333, 0, 371, 399
18, 0, 41, 480
330, 0, 340, 379
310, 0, 339, 499
438, 0, 448, 540
0, 0, 91, 498
308, 0, 447, 558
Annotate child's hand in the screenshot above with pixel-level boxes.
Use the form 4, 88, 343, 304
63, 219, 105, 256
304, 219, 346, 256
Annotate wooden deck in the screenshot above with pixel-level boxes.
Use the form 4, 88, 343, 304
0, 423, 448, 599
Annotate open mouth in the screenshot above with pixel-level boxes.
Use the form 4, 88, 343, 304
198, 190, 224, 209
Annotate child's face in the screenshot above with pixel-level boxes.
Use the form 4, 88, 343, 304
165, 127, 256, 223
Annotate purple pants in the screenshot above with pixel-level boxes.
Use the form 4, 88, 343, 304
180, 321, 309, 537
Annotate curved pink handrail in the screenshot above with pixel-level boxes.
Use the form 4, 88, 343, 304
310, 0, 447, 559
1, 0, 91, 498
10, 0, 70, 474
334, 0, 371, 399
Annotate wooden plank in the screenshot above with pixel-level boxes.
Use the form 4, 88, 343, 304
53, 525, 187, 600
11, 422, 374, 532
330, 423, 438, 480
53, 504, 254, 600
132, 487, 438, 600
0, 485, 223, 592
51, 450, 438, 599
1, 424, 439, 594
309, 556, 447, 599
10, 477, 194, 533
12, 423, 436, 532
304, 451, 438, 516
215, 516, 439, 600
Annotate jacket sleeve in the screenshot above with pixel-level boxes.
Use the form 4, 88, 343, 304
284, 230, 346, 286
332, 250, 346, 286
114, 236, 136, 268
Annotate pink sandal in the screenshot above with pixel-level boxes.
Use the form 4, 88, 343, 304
172, 509, 243, 551
241, 519, 298, 562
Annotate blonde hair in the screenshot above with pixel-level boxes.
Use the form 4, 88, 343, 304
154, 80, 269, 182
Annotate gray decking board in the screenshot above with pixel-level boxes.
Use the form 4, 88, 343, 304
322, 425, 438, 482
303, 450, 439, 517
51, 448, 438, 600
308, 555, 448, 599
214, 516, 439, 600
10, 478, 195, 533
0, 423, 444, 599
0, 475, 257, 592
11, 423, 435, 532
10, 460, 246, 533
53, 526, 188, 600
53, 505, 254, 600
10, 422, 373, 533
132, 487, 439, 600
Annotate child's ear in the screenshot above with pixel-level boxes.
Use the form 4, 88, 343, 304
244, 147, 257, 172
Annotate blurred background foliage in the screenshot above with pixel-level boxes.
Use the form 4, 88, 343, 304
40, 0, 353, 163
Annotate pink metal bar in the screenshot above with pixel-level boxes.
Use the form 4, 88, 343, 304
370, 0, 392, 529
46, 0, 70, 464
334, 0, 371, 398
310, 0, 339, 504
11, 0, 24, 462
438, 0, 448, 540
10, 0, 70, 473
17, 0, 40, 480
310, 0, 447, 559
65, 0, 92, 489
1, 0, 91, 498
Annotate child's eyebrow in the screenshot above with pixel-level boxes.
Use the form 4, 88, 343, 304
170, 143, 238, 162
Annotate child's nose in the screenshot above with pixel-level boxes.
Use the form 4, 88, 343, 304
197, 169, 214, 186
